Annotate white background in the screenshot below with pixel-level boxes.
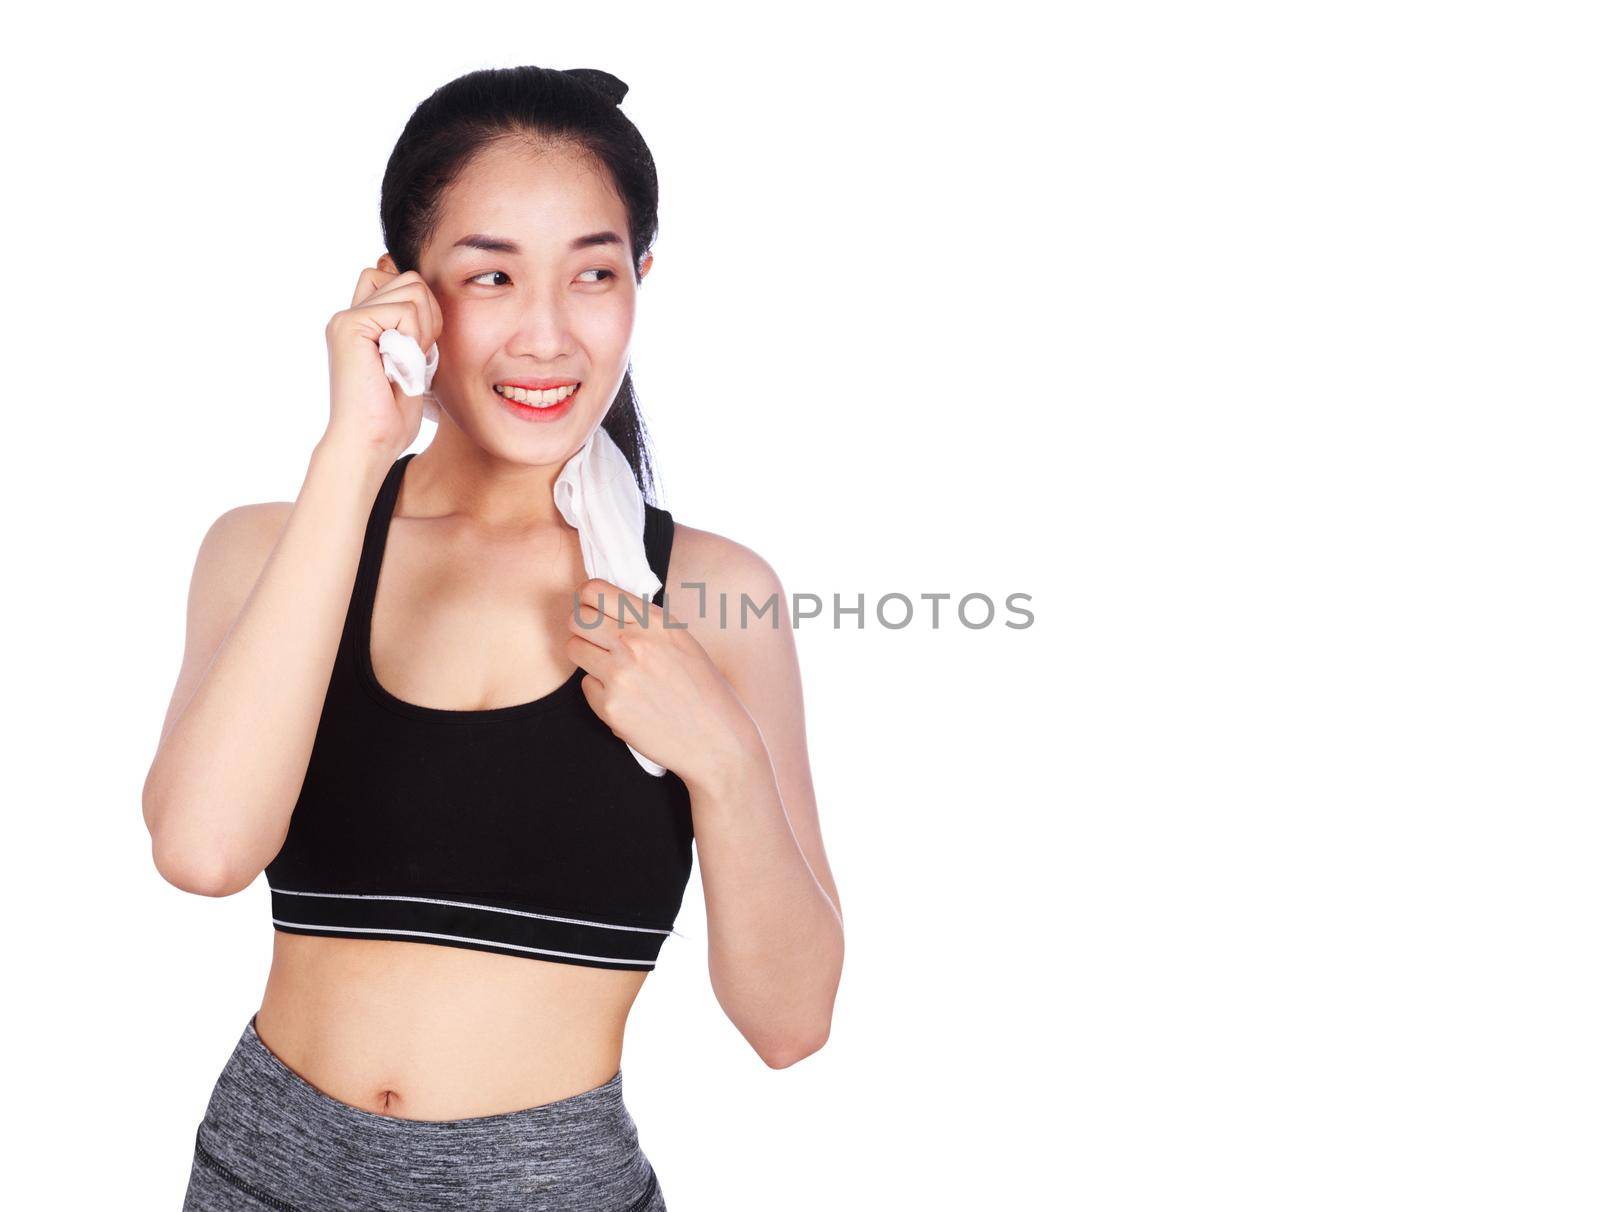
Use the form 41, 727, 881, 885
5, 2, 1596, 1208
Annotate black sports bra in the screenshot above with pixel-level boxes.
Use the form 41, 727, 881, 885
263, 452, 695, 972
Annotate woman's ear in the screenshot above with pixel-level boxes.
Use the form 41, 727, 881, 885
378, 252, 399, 274
638, 251, 654, 281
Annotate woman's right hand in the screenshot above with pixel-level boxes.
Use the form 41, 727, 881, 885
323, 266, 444, 461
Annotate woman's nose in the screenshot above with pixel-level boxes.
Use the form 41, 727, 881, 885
507, 298, 573, 357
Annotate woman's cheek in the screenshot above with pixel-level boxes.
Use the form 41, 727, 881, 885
583, 295, 636, 358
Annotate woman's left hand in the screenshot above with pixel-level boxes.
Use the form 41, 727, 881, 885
566, 578, 758, 789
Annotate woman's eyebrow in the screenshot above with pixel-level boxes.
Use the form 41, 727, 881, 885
449, 231, 625, 256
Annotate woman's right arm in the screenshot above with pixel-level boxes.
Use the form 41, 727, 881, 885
141, 439, 392, 896
142, 264, 443, 897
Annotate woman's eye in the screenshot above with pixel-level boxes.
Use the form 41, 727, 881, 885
468, 269, 613, 286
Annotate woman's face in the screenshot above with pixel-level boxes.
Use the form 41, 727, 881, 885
392, 139, 651, 466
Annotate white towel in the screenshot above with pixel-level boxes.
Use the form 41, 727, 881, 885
377, 328, 439, 398
380, 329, 668, 777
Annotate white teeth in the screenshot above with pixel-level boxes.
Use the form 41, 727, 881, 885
494, 382, 578, 407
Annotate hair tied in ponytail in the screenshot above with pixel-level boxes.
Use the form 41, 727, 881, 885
559, 67, 629, 106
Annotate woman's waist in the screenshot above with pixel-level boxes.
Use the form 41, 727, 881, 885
257, 931, 645, 1121
192, 1013, 660, 1209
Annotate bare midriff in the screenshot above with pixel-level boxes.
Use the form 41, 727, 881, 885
253, 930, 649, 1121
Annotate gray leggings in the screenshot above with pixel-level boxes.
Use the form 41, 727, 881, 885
182, 1014, 667, 1211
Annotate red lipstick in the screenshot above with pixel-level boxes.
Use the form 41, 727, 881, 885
493, 380, 580, 424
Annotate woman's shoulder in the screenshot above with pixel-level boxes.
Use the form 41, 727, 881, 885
195, 501, 296, 586
654, 519, 792, 679
186, 500, 298, 631
154, 500, 297, 747
661, 518, 785, 607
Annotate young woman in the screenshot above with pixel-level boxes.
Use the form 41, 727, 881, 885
144, 66, 844, 1211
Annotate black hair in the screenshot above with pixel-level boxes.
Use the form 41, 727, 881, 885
379, 66, 663, 502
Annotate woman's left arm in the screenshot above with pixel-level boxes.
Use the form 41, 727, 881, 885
569, 550, 844, 1070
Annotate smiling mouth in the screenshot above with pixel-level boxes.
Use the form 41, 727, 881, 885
493, 382, 580, 408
